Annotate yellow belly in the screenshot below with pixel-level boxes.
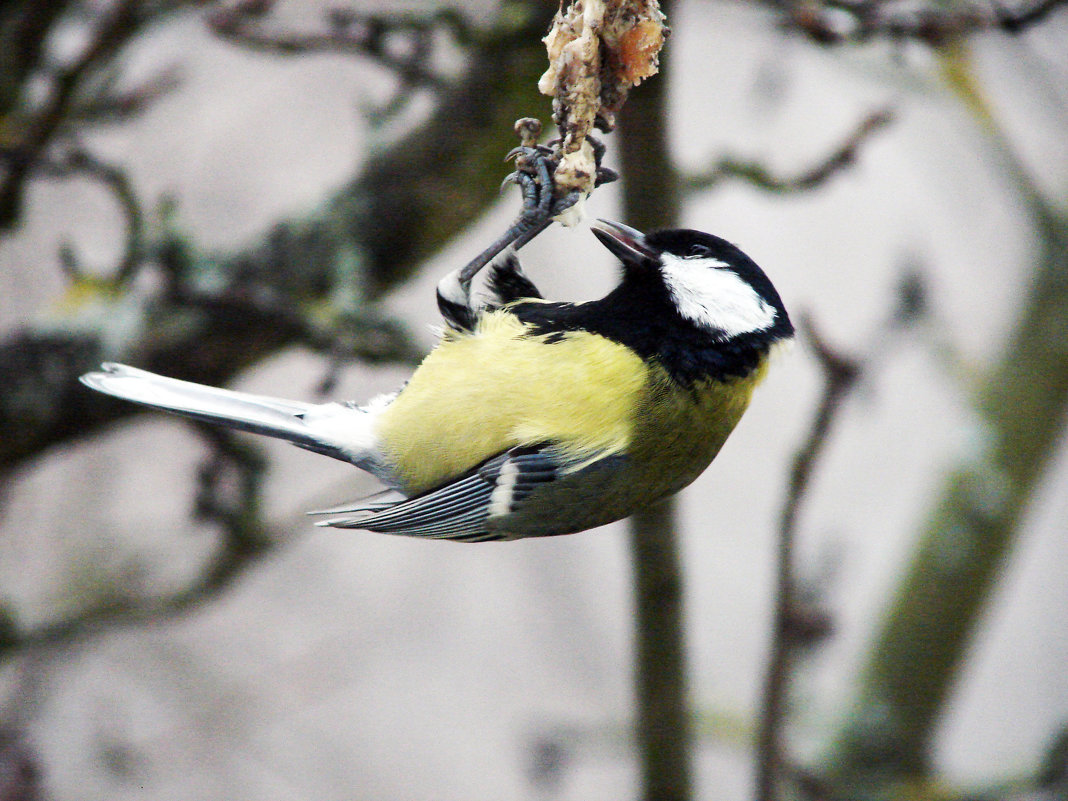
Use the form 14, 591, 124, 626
376, 310, 767, 496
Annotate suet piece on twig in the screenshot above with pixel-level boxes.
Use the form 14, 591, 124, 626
538, 0, 669, 204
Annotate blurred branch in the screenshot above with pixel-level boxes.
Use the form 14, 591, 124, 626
207, 2, 470, 81
0, 726, 41, 801
617, 2, 692, 796
817, 27, 1068, 790
0, 1, 197, 231
191, 424, 273, 578
0, 0, 556, 477
827, 197, 1068, 790
755, 315, 860, 801
756, 273, 927, 801
994, 0, 1068, 31
0, 145, 148, 283
72, 66, 183, 124
779, 0, 1068, 47
206, 2, 468, 121
0, 425, 280, 662
0, 1, 71, 114
0, 0, 144, 229
0, 2, 186, 290
686, 108, 893, 194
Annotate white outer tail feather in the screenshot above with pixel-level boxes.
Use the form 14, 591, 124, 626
80, 363, 381, 467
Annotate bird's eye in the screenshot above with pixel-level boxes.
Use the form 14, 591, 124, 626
687, 244, 713, 258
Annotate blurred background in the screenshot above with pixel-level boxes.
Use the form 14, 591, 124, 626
1, 1, 1066, 799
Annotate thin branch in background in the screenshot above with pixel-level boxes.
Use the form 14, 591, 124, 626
192, 424, 273, 572
170, 282, 423, 372
0, 0, 142, 230
754, 273, 930, 801
0, 289, 417, 663
311, 313, 424, 397
0, 514, 279, 660
206, 1, 468, 121
782, 0, 1068, 47
754, 314, 861, 801
686, 108, 893, 194
147, 198, 423, 371
0, 4, 183, 277
0, 422, 281, 663
72, 66, 183, 124
0, 725, 42, 801
994, 0, 1068, 30
13, 146, 148, 284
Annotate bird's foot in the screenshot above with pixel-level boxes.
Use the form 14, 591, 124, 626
456, 145, 577, 287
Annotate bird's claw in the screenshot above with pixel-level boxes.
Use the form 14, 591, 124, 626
505, 144, 554, 165
454, 132, 611, 289
595, 166, 619, 187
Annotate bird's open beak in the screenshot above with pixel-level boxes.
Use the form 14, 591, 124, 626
590, 219, 659, 265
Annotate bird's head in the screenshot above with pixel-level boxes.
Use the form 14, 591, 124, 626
591, 219, 794, 346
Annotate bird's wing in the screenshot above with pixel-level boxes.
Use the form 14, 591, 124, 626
436, 250, 544, 333
485, 252, 544, 304
311, 445, 622, 541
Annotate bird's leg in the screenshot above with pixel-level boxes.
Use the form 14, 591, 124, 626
437, 146, 580, 330
463, 146, 581, 283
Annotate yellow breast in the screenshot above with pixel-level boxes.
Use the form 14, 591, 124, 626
377, 310, 773, 497
376, 311, 650, 493
625, 363, 765, 501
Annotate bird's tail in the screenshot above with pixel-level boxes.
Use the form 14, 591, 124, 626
80, 363, 374, 465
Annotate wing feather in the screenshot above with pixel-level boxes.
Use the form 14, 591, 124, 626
311, 445, 587, 540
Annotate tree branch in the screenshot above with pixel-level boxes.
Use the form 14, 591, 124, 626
206, 4, 461, 92
3, 146, 148, 283
0, 0, 146, 229
0, 407, 284, 662
756, 270, 928, 800
827, 197, 1068, 790
686, 109, 893, 195
779, 0, 1068, 47
755, 315, 860, 801
0, 2, 556, 478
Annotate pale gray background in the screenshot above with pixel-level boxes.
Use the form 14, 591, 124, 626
1, 1, 1067, 799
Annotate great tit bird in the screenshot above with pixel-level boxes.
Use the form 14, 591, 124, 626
81, 219, 793, 541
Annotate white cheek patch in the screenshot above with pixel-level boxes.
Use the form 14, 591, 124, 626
659, 253, 777, 337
